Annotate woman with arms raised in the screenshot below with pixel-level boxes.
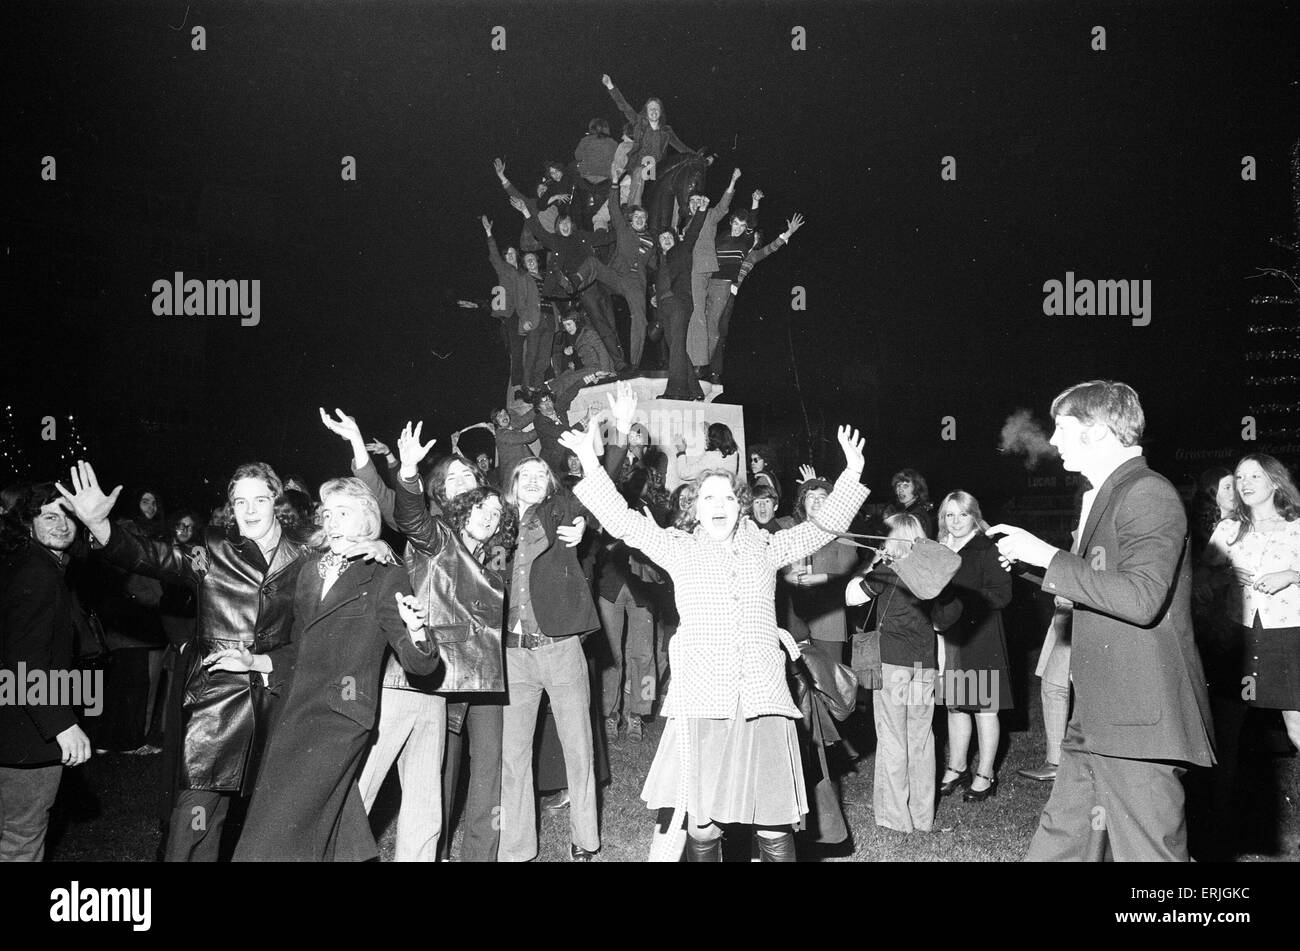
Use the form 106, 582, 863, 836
562, 383, 869, 861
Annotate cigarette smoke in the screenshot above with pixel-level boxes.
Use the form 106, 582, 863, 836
998, 409, 1058, 470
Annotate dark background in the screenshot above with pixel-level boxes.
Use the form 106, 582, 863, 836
3, 0, 1296, 519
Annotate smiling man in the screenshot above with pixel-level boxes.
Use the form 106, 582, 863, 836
988, 380, 1214, 862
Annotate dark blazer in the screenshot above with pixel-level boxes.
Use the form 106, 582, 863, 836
0, 544, 81, 766
515, 491, 600, 638
234, 558, 440, 861
98, 523, 309, 794
1040, 456, 1214, 766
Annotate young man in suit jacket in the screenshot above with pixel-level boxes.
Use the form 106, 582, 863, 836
989, 380, 1214, 862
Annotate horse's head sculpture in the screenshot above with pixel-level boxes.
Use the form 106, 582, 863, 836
644, 150, 711, 238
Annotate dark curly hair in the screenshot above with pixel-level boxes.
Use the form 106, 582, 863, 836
1, 483, 82, 557
442, 485, 517, 558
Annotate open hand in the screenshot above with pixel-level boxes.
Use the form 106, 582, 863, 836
605, 381, 638, 434
55, 461, 122, 536
797, 464, 818, 483
320, 407, 364, 444
397, 421, 438, 472
558, 425, 600, 471
786, 212, 805, 235
481, 215, 492, 235
837, 425, 865, 474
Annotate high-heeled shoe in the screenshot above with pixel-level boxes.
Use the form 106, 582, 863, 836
963, 772, 998, 802
938, 767, 971, 797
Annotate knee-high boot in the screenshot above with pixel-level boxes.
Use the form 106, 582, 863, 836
755, 831, 796, 862
685, 835, 722, 862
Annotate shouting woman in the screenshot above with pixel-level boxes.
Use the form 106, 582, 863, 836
562, 383, 868, 861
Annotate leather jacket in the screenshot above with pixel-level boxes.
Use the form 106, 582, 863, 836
99, 523, 309, 794
392, 475, 506, 695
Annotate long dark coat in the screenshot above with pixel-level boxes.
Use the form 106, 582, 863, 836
233, 558, 440, 862
933, 533, 1015, 712
99, 524, 309, 798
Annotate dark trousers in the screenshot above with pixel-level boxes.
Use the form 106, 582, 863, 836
1024, 719, 1190, 861
659, 296, 702, 401
524, 321, 555, 390
579, 284, 626, 368
506, 314, 525, 387
440, 703, 503, 862
708, 293, 738, 380
164, 788, 233, 862
593, 261, 648, 367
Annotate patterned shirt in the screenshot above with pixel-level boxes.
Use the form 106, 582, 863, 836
575, 466, 869, 719
1204, 518, 1300, 628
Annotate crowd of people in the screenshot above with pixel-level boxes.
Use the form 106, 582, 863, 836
461, 74, 804, 412
1, 61, 1296, 866
2, 377, 1298, 863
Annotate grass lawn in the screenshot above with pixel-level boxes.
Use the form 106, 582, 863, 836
46, 676, 1300, 862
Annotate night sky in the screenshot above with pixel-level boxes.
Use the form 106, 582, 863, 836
3, 0, 1296, 517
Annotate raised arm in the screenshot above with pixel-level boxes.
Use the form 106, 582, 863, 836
603, 74, 638, 124
392, 421, 446, 553
608, 180, 630, 239
765, 427, 870, 569
524, 211, 561, 252
321, 407, 399, 529
484, 221, 515, 286
564, 423, 682, 573
711, 168, 741, 221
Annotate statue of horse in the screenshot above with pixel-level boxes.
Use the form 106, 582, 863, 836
644, 150, 710, 237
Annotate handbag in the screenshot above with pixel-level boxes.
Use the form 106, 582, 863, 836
851, 628, 883, 691
798, 640, 859, 721
892, 538, 962, 600
850, 586, 890, 691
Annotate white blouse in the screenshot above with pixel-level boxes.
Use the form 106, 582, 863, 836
1205, 518, 1300, 628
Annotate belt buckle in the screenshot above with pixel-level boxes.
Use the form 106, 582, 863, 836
522, 632, 542, 651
